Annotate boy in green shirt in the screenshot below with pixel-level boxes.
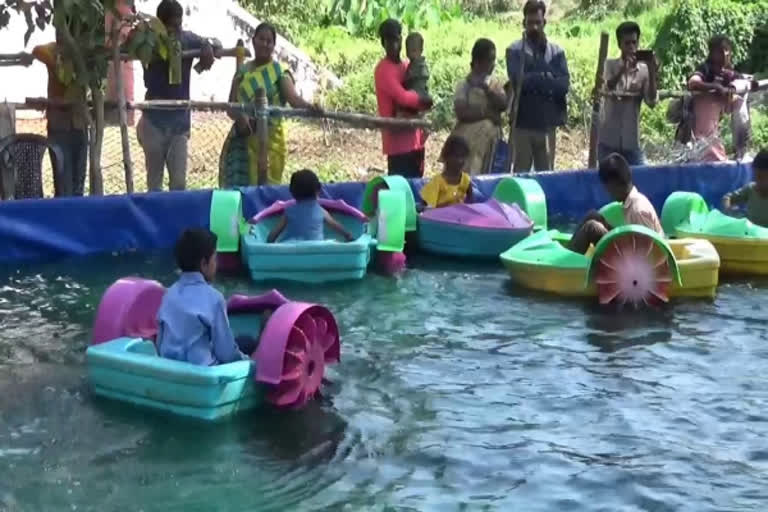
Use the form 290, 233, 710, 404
722, 150, 768, 227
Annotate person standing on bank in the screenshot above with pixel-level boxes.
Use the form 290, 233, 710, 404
598, 21, 658, 165
138, 0, 218, 192
375, 19, 433, 178
506, 0, 570, 172
219, 22, 320, 188
20, 31, 88, 196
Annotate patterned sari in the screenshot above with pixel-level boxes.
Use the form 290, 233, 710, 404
219, 60, 288, 187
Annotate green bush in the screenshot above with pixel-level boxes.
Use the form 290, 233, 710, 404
242, 0, 327, 42
324, 0, 460, 36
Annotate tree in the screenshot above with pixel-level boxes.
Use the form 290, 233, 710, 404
0, 0, 168, 195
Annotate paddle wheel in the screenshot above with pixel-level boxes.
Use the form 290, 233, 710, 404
254, 302, 340, 409
593, 231, 673, 307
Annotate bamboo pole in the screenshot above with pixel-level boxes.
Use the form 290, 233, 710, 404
254, 88, 269, 186
111, 27, 134, 194
600, 79, 768, 99
506, 32, 527, 173
19, 97, 433, 129
588, 32, 610, 169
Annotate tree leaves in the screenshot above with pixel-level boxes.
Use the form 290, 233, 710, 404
325, 0, 458, 36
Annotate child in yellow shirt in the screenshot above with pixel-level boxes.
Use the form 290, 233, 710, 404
420, 135, 473, 208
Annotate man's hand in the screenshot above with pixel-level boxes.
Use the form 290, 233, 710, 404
198, 44, 215, 70
623, 54, 637, 73
235, 115, 251, 136
712, 83, 733, 96
19, 52, 34, 67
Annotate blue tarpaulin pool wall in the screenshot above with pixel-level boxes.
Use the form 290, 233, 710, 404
0, 162, 752, 264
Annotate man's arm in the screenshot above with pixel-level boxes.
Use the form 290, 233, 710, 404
507, 44, 569, 97
643, 59, 659, 107
185, 32, 218, 71
603, 60, 623, 91
688, 73, 729, 95
210, 295, 247, 364
547, 48, 570, 98
722, 184, 752, 209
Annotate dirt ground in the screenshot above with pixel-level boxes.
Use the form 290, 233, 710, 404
16, 114, 591, 196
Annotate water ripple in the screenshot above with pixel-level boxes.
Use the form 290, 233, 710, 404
1, 252, 768, 510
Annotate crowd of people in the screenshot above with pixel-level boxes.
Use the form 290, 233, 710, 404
10, 0, 761, 199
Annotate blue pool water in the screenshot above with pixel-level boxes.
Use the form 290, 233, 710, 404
1, 251, 768, 511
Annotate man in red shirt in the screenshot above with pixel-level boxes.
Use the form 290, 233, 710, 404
374, 19, 432, 178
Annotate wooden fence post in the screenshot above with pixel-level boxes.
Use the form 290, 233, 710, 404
255, 88, 269, 186
588, 32, 610, 169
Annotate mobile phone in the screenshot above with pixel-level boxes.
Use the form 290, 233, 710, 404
636, 49, 654, 62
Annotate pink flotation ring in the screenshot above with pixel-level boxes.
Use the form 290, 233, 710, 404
91, 277, 166, 345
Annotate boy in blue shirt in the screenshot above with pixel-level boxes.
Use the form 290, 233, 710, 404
157, 228, 249, 365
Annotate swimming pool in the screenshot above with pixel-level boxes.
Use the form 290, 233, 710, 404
2, 250, 768, 511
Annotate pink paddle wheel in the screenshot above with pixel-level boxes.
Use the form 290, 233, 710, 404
593, 232, 673, 307
254, 302, 340, 409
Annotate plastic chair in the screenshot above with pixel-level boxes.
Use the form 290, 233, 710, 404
0, 134, 63, 200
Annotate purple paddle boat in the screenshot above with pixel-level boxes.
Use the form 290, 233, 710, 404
417, 199, 534, 258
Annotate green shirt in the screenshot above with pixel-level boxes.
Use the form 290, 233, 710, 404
725, 183, 768, 227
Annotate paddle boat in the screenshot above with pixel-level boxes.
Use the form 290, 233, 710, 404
363, 175, 535, 259
417, 199, 534, 258
211, 190, 408, 282
497, 177, 720, 305
87, 277, 340, 420
660, 191, 768, 276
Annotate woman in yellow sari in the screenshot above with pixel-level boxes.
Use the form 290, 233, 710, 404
219, 23, 318, 187
452, 39, 508, 175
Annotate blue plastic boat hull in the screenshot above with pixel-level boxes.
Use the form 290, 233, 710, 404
86, 337, 263, 421
417, 218, 531, 258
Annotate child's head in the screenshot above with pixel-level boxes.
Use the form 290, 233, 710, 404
175, 228, 218, 282
405, 32, 424, 61
441, 135, 470, 176
598, 153, 633, 202
753, 149, 768, 195
289, 169, 321, 200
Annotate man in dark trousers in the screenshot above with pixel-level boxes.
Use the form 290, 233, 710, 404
138, 0, 218, 191
506, 0, 570, 172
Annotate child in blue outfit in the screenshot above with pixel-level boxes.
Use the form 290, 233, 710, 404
267, 169, 355, 243
157, 228, 252, 366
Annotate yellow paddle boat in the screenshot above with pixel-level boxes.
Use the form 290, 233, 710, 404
495, 178, 720, 303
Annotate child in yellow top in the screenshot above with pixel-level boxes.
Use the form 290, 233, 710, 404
420, 135, 473, 208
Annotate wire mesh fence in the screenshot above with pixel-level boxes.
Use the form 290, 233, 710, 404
17, 110, 231, 196
13, 108, 420, 197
